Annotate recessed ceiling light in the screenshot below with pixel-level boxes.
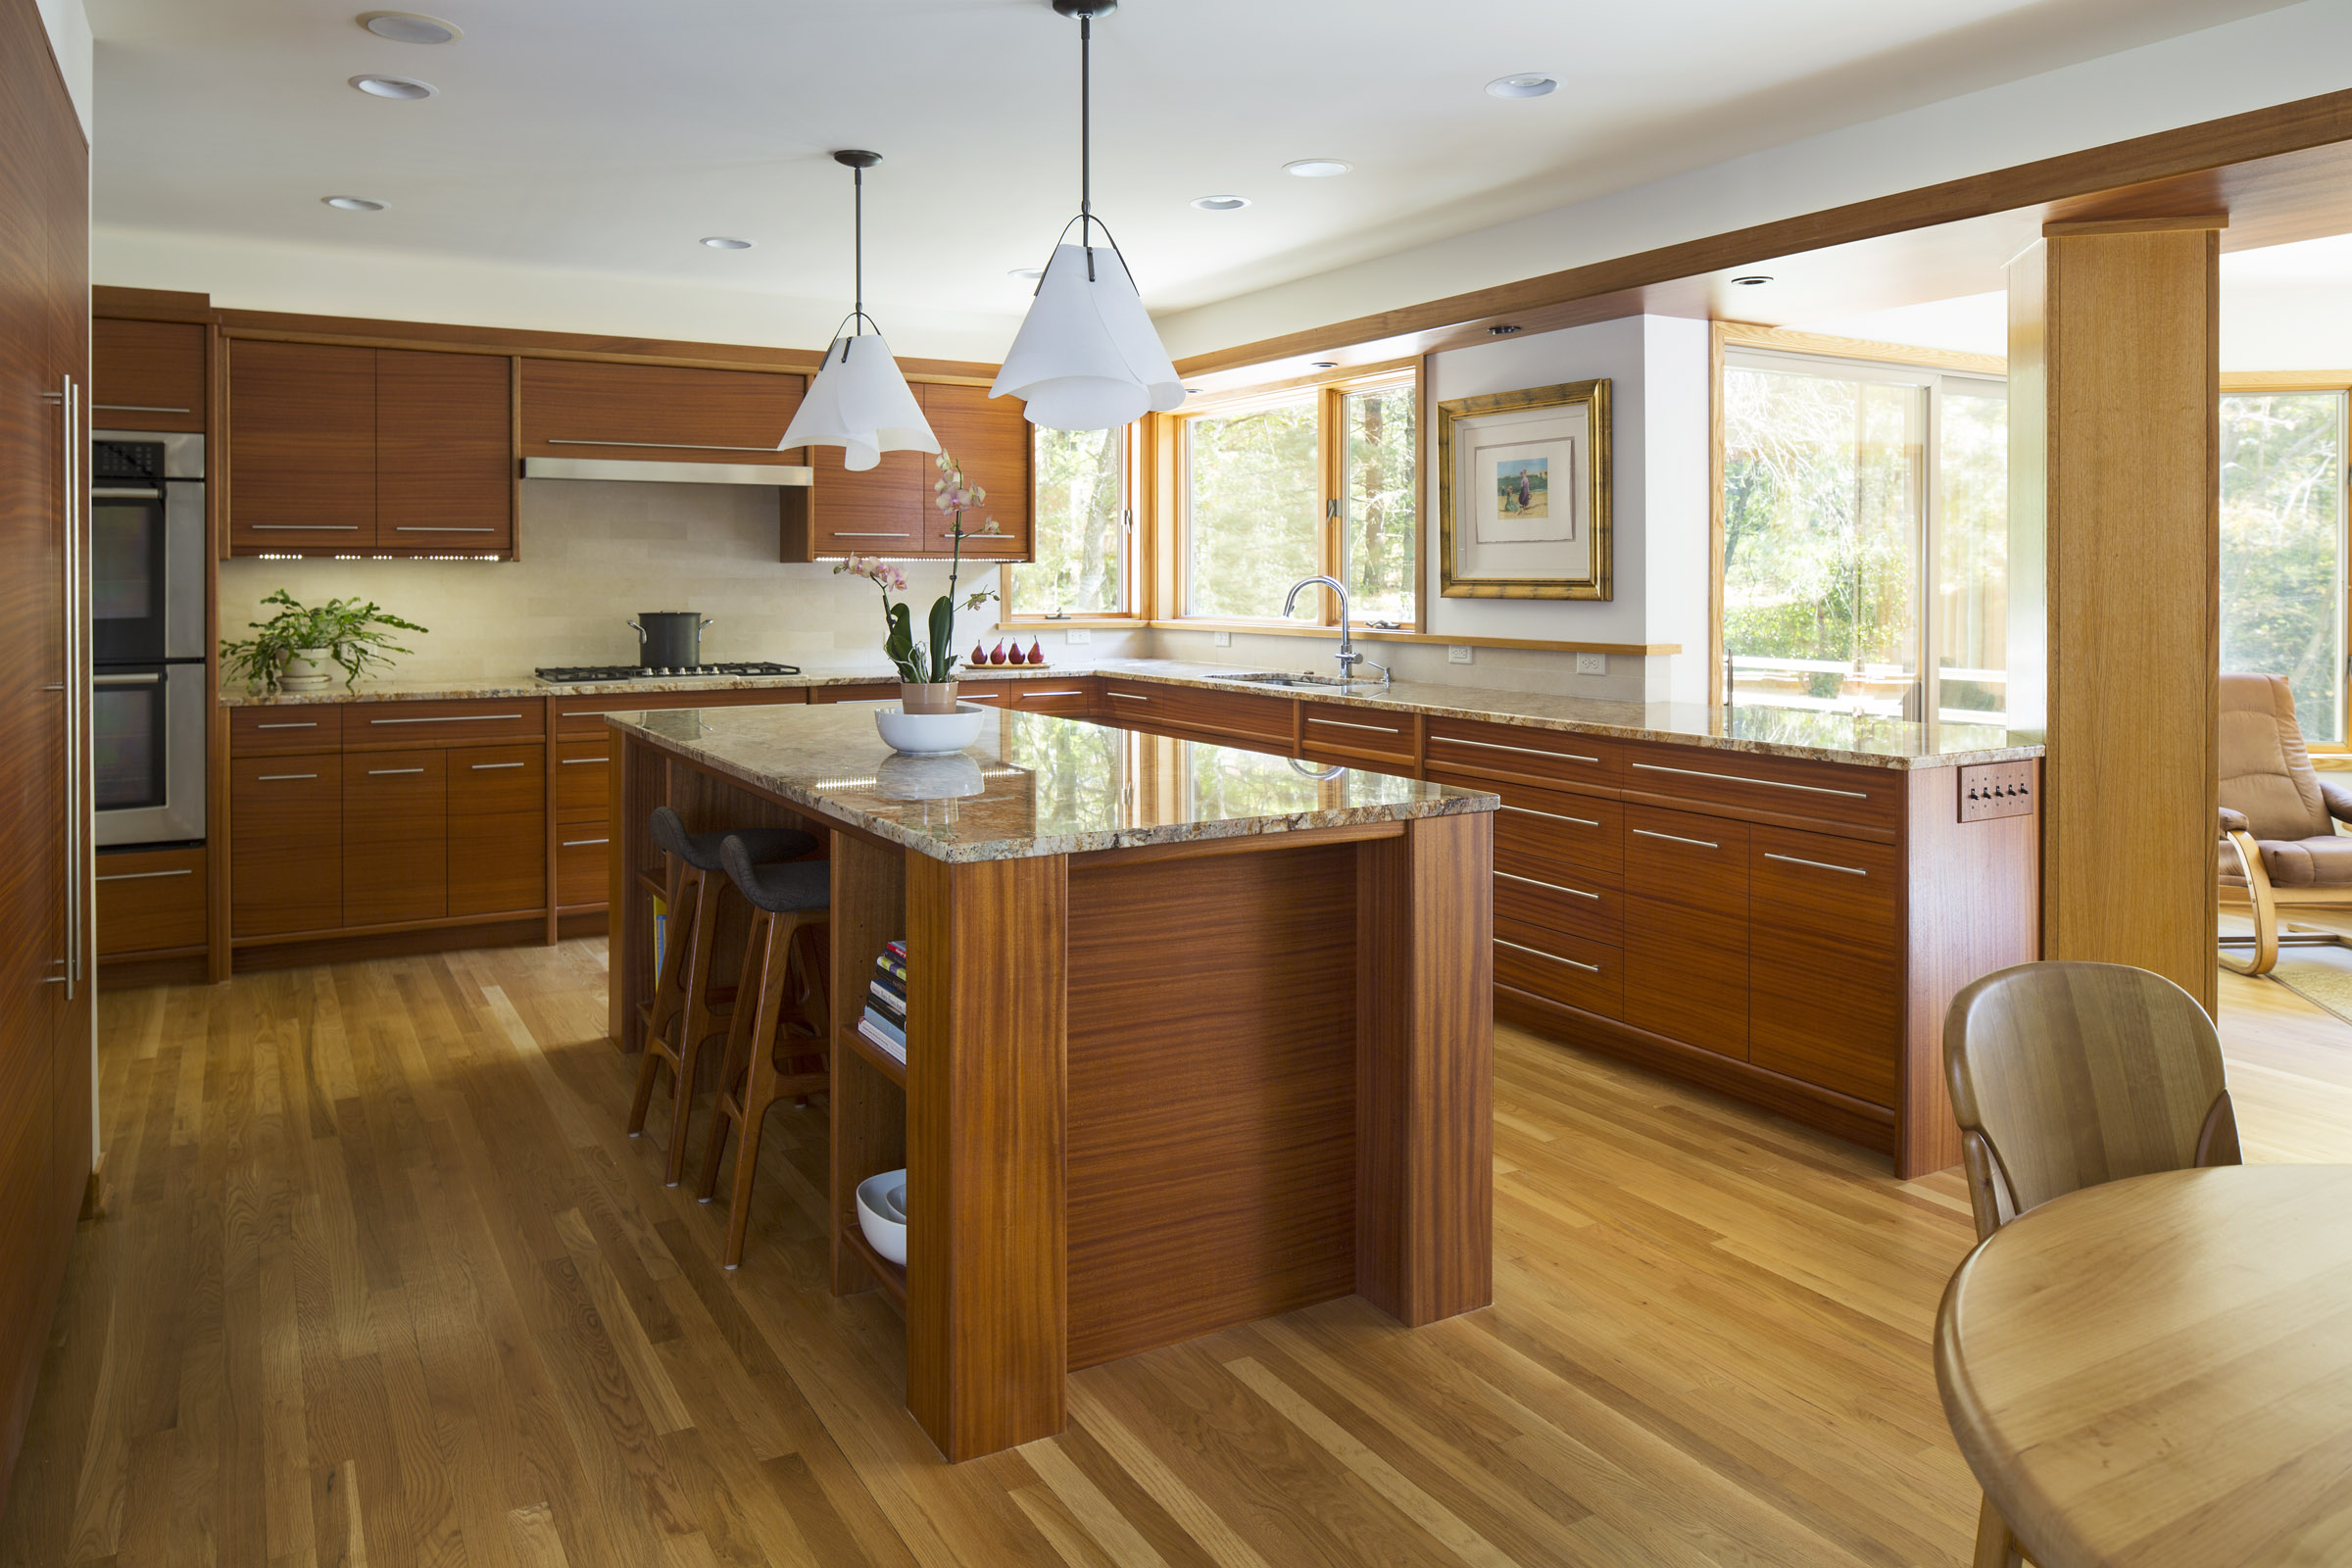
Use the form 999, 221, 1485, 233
1733, 273, 1773, 286
1191, 194, 1250, 212
322, 195, 386, 211
358, 11, 461, 44
1310, 361, 1339, 369
701, 236, 754, 250
1487, 74, 1557, 99
1284, 159, 1352, 178
349, 74, 436, 98
1008, 267, 1044, 280
1487, 323, 1523, 335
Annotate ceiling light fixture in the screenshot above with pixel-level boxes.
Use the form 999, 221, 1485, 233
1487, 323, 1523, 335
1283, 159, 1352, 178
1191, 194, 1250, 212
358, 11, 461, 43
1486, 74, 1556, 99
322, 195, 386, 211
1008, 267, 1044, 280
349, 74, 436, 98
776, 151, 938, 471
992, 0, 1183, 432
1310, 361, 1338, 369
1733, 273, 1773, 286
701, 235, 754, 250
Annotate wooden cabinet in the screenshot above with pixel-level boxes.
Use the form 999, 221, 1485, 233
1299, 701, 1413, 766
1747, 826, 1901, 1105
1621, 806, 1749, 1058
519, 359, 803, 464
227, 341, 515, 556
449, 745, 546, 915
793, 381, 1035, 562
343, 752, 447, 924
807, 446, 930, 558
92, 317, 206, 432
95, 846, 208, 956
1096, 681, 1292, 750
229, 704, 341, 755
230, 756, 343, 936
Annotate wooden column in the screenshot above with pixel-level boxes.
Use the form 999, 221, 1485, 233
1355, 810, 1494, 1324
904, 852, 1069, 1461
2007, 216, 2222, 1016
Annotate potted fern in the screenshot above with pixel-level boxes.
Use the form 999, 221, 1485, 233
221, 589, 427, 693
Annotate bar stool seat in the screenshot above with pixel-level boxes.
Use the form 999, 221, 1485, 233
699, 833, 834, 1267
627, 807, 817, 1187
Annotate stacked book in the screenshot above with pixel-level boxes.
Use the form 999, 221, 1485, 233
857, 939, 909, 1065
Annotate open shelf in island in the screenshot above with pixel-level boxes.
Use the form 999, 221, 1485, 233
840, 1022, 907, 1088
840, 1221, 908, 1308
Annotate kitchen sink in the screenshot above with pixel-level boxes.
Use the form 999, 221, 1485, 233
1208, 670, 1390, 693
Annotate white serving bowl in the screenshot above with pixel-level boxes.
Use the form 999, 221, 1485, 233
874, 703, 986, 757
856, 1168, 907, 1265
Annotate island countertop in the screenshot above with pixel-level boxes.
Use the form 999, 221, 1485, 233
610, 700, 1496, 863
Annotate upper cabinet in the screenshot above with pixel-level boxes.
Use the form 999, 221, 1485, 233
788, 381, 1034, 563
226, 340, 515, 557
518, 359, 804, 465
93, 318, 208, 433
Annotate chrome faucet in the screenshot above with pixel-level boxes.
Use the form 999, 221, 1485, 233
1282, 574, 1389, 687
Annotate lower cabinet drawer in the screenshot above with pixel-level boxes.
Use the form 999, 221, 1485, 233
230, 756, 343, 938
1495, 918, 1621, 1020
1298, 703, 1414, 764
556, 831, 612, 908
1432, 769, 1620, 876
1494, 854, 1621, 943
95, 846, 207, 956
1005, 682, 1098, 716
448, 745, 546, 916
555, 738, 612, 822
1747, 825, 1901, 1105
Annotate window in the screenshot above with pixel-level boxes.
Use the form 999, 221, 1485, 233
2220, 390, 2346, 745
1179, 369, 1418, 626
1720, 351, 2006, 723
1007, 425, 1129, 618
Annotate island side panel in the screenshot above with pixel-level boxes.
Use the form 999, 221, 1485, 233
610, 729, 664, 1053
830, 830, 907, 1297
1357, 808, 1494, 1325
905, 852, 1069, 1462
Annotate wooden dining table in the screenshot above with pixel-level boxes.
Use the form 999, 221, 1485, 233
1936, 1163, 2352, 1568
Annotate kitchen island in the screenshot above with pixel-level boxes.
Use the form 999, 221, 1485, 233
608, 702, 1498, 1462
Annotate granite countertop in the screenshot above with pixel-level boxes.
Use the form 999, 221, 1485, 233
611, 703, 1495, 863
220, 657, 2042, 770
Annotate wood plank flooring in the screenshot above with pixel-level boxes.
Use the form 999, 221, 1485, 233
3, 937, 2347, 1567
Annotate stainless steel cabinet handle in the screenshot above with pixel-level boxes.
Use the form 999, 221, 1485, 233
1762, 852, 1868, 877
1495, 869, 1600, 901
827, 531, 911, 538
94, 672, 162, 685
94, 403, 192, 414
1430, 734, 1599, 764
368, 767, 426, 776
255, 720, 318, 729
1020, 690, 1086, 698
256, 772, 318, 782
369, 713, 523, 724
470, 760, 526, 770
561, 837, 611, 848
1308, 716, 1402, 734
247, 524, 360, 531
96, 866, 195, 882
392, 526, 496, 533
546, 437, 784, 453
560, 756, 608, 765
1495, 937, 1600, 973
1629, 760, 1869, 800
1500, 803, 1601, 828
91, 486, 165, 500
960, 693, 1003, 702
1632, 827, 1720, 850
1105, 691, 1150, 702
60, 374, 79, 997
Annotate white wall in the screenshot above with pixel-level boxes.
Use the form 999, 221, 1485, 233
32, 0, 91, 140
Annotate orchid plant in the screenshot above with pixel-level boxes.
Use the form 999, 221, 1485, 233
834, 449, 1002, 685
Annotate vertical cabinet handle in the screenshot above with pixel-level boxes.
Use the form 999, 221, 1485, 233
60, 373, 79, 997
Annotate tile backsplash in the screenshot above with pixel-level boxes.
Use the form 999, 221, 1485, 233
218, 478, 1010, 682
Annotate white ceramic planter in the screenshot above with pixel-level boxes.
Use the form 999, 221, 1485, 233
874, 703, 986, 757
278, 649, 334, 691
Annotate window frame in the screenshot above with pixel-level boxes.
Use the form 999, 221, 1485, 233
1001, 419, 1144, 625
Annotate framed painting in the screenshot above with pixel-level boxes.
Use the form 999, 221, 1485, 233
1436, 377, 1611, 600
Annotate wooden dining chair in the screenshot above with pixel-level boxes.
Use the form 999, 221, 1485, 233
1942, 959, 2241, 1568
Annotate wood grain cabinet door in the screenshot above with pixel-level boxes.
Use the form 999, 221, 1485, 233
229, 756, 344, 937
378, 350, 514, 555
920, 383, 1031, 559
343, 751, 448, 925
808, 446, 930, 558
92, 318, 206, 432
447, 745, 546, 916
1746, 826, 1902, 1105
1621, 805, 1750, 1058
518, 359, 803, 463
227, 339, 376, 551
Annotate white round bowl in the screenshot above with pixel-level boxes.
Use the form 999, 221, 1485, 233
856, 1168, 907, 1265
874, 703, 986, 757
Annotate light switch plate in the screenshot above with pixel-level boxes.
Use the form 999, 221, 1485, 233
1213, 630, 1232, 647
1066, 628, 1092, 645
1447, 645, 1473, 664
1959, 760, 2036, 822
1577, 652, 1606, 675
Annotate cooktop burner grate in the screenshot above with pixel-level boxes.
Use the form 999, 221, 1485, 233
535, 662, 802, 684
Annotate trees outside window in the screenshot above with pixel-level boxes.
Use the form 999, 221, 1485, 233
2220, 391, 2346, 744
1008, 425, 1127, 617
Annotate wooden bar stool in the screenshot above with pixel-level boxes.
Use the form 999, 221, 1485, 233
626, 807, 817, 1186
697, 833, 833, 1268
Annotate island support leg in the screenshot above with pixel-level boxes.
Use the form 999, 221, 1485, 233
905, 853, 1070, 1461
1355, 811, 1494, 1325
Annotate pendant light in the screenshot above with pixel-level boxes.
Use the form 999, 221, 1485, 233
777, 150, 938, 470
991, 0, 1184, 431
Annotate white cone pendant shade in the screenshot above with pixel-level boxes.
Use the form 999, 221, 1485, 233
992, 243, 1183, 431
778, 331, 937, 470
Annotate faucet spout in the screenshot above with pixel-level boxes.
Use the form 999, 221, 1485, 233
1284, 573, 1377, 685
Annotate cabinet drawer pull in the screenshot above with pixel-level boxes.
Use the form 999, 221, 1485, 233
95, 402, 193, 414
827, 531, 912, 538
561, 837, 611, 848
546, 437, 784, 453
369, 713, 524, 724
560, 756, 609, 765
256, 772, 318, 782
94, 672, 161, 686
1105, 691, 1150, 702
1632, 827, 1719, 850
471, 760, 526, 770
1307, 715, 1402, 735
1495, 869, 1601, 901
392, 526, 496, 533
1020, 690, 1087, 698
92, 487, 164, 500
1500, 803, 1600, 828
255, 720, 318, 730
1495, 937, 1600, 973
961, 693, 1003, 701
1763, 852, 1868, 877
1430, 734, 1599, 764
246, 524, 361, 531
1629, 760, 1870, 800
95, 866, 195, 882
368, 767, 425, 776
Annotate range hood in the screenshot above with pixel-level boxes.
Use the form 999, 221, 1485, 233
521, 457, 813, 487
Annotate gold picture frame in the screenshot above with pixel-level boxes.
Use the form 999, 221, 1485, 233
1437, 377, 1611, 600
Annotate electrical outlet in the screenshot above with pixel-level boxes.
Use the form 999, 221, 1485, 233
1577, 652, 1606, 675
1066, 628, 1092, 645
1447, 645, 1473, 664
1213, 630, 1232, 648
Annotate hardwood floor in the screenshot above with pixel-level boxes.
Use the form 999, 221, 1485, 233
3, 938, 2347, 1567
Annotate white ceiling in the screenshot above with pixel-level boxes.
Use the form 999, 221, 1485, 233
89, 0, 2300, 341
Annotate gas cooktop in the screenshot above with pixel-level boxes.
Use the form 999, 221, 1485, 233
535, 662, 802, 684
